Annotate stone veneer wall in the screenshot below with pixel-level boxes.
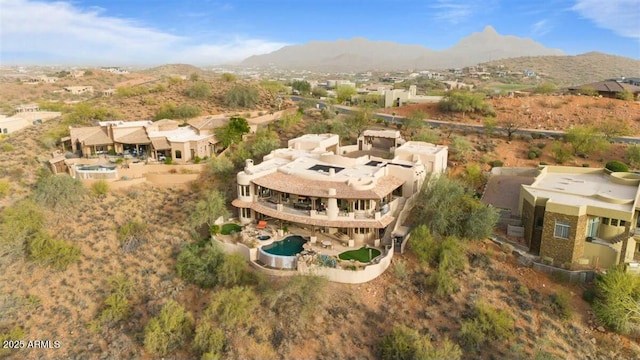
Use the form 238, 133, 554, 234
521, 200, 535, 248
539, 212, 587, 265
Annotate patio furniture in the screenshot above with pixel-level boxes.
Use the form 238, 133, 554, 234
257, 220, 267, 229
321, 240, 332, 249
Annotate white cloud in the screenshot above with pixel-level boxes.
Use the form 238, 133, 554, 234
531, 19, 552, 36
572, 0, 640, 39
0, 0, 287, 65
431, 0, 474, 24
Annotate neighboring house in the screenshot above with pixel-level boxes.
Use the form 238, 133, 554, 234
569, 80, 640, 99
443, 80, 474, 91
102, 89, 115, 97
232, 131, 448, 248
64, 86, 94, 95
68, 119, 221, 162
69, 70, 85, 78
101, 67, 129, 74
519, 166, 640, 271
15, 104, 39, 113
623, 78, 640, 87
354, 85, 442, 108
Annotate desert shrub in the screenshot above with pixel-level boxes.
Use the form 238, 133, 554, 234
221, 73, 237, 82
391, 259, 408, 280
185, 81, 212, 99
216, 253, 251, 287
413, 129, 440, 143
459, 302, 514, 350
582, 288, 596, 303
26, 230, 80, 270
224, 85, 259, 108
625, 145, 640, 169
144, 300, 194, 356
193, 322, 225, 358
164, 157, 173, 164
617, 89, 634, 101
1, 143, 14, 152
551, 141, 572, 164
0, 180, 10, 198
549, 291, 572, 320
193, 155, 202, 164
154, 102, 201, 120
410, 225, 439, 266
115, 85, 149, 97
528, 145, 543, 159
317, 254, 338, 268
379, 325, 462, 360
116, 220, 148, 253
593, 265, 640, 334
412, 175, 499, 240
489, 160, 503, 167
176, 243, 224, 288
605, 160, 629, 172
0, 327, 25, 357
0, 200, 44, 250
206, 286, 257, 328
32, 174, 86, 209
268, 275, 327, 320
98, 275, 133, 326
91, 180, 109, 197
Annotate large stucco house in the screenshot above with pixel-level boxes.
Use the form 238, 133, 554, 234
67, 118, 221, 162
232, 130, 448, 248
519, 166, 640, 271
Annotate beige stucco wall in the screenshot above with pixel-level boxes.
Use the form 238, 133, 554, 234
583, 242, 619, 268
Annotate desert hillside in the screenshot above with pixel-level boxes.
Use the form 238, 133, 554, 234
482, 52, 640, 86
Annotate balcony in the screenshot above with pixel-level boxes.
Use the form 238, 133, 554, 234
250, 197, 400, 228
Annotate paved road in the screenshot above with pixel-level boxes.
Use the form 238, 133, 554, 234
291, 96, 640, 144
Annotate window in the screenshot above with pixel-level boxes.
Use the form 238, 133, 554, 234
354, 228, 370, 234
611, 219, 619, 227
535, 217, 544, 229
554, 221, 570, 239
354, 199, 370, 211
1, 128, 7, 134
602, 218, 610, 225
240, 208, 251, 218
587, 218, 600, 238
239, 185, 250, 197
175, 150, 182, 159
620, 220, 627, 227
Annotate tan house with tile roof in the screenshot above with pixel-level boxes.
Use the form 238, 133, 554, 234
520, 166, 640, 271
68, 119, 219, 161
232, 132, 448, 248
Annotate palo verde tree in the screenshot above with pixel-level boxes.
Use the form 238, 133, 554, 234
412, 175, 499, 240
593, 265, 640, 334
143, 300, 194, 356
224, 84, 259, 108
32, 173, 87, 209
438, 90, 495, 119
188, 189, 230, 234
564, 125, 610, 156
403, 110, 425, 136
185, 81, 212, 99
335, 84, 356, 104
379, 324, 462, 360
344, 107, 374, 138
214, 116, 250, 148
290, 80, 311, 95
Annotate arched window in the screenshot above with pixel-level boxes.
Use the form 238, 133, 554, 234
175, 150, 182, 159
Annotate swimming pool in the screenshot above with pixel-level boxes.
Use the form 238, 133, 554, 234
258, 235, 307, 269
262, 235, 306, 256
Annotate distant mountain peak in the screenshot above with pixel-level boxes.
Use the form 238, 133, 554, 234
239, 27, 566, 71
482, 25, 498, 35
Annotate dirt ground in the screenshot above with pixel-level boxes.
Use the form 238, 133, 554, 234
382, 95, 640, 135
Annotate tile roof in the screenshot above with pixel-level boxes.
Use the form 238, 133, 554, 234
150, 137, 171, 150
250, 171, 404, 199
82, 128, 113, 146
115, 128, 151, 144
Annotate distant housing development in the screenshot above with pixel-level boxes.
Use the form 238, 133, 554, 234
519, 166, 640, 272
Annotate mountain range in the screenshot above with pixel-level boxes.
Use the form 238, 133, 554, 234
240, 26, 566, 71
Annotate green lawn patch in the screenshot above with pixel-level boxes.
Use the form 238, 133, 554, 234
220, 223, 242, 235
338, 247, 381, 262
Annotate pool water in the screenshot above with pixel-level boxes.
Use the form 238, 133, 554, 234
262, 235, 306, 256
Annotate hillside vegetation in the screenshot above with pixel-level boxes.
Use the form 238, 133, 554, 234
483, 52, 640, 86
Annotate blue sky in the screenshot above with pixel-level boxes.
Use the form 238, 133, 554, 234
1, 0, 639, 66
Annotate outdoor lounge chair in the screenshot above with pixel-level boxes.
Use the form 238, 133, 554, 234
257, 220, 267, 229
